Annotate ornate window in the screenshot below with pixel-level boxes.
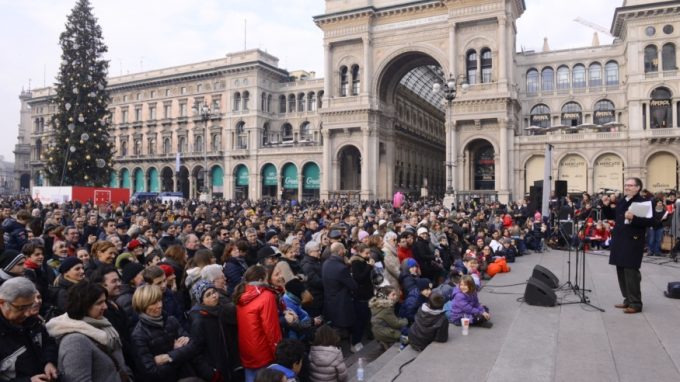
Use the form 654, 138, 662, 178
556, 66, 570, 90
572, 64, 586, 88
178, 137, 186, 153
242, 91, 250, 111
593, 100, 615, 125
481, 48, 492, 83
163, 138, 171, 154
651, 87, 672, 128
645, 45, 659, 73
233, 92, 241, 111
262, 122, 271, 146
261, 93, 267, 111
236, 122, 247, 148
662, 43, 676, 71
589, 63, 602, 87
194, 135, 203, 153
605, 61, 619, 85
466, 50, 477, 85
530, 104, 551, 128
279, 95, 286, 113
526, 69, 539, 95
351, 65, 360, 95
121, 141, 128, 156
340, 66, 349, 97
297, 93, 305, 112
541, 67, 554, 92
300, 122, 312, 141
561, 102, 582, 126
282, 123, 293, 142
307, 92, 317, 112
148, 139, 155, 155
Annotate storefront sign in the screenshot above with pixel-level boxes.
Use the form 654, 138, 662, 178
558, 155, 587, 193
594, 154, 622, 192
263, 165, 278, 186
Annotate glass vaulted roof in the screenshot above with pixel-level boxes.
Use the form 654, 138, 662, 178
399, 65, 445, 112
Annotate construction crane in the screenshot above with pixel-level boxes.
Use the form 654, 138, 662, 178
574, 17, 614, 37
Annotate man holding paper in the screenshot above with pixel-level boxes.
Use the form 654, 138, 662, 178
600, 177, 654, 314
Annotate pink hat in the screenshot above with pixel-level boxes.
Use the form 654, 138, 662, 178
358, 230, 369, 241
534, 211, 542, 222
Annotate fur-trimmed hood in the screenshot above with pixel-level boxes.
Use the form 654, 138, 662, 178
369, 296, 395, 310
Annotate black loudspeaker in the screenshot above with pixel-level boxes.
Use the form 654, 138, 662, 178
531, 265, 559, 289
530, 185, 543, 212
524, 277, 558, 307
555, 180, 568, 198
559, 221, 574, 237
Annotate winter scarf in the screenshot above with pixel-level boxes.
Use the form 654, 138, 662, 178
46, 313, 122, 352
138, 313, 164, 328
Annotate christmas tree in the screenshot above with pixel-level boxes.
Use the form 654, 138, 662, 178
45, 0, 113, 186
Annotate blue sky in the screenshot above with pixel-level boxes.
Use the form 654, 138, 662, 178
0, 0, 621, 162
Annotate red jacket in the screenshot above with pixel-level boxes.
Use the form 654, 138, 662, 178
236, 283, 282, 369
397, 246, 413, 264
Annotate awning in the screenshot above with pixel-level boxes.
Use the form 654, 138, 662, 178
235, 165, 249, 186
282, 163, 298, 189
262, 164, 278, 186
303, 163, 320, 190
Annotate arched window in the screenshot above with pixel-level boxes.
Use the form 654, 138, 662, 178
318, 91, 324, 109
541, 67, 554, 92
121, 141, 128, 156
530, 104, 551, 128
194, 135, 203, 153
262, 122, 271, 146
589, 63, 602, 87
572, 64, 586, 88
297, 93, 305, 112
340, 66, 349, 97
282, 123, 293, 142
300, 122, 312, 141
351, 65, 360, 95
556, 66, 569, 90
178, 137, 186, 153
561, 102, 582, 126
242, 91, 250, 111
236, 121, 247, 148
651, 87, 673, 128
279, 95, 286, 113
307, 92, 317, 112
481, 48, 492, 83
645, 45, 659, 72
134, 139, 142, 155
594, 99, 615, 125
662, 43, 676, 71
288, 94, 295, 113
163, 138, 171, 154
233, 92, 241, 111
466, 50, 477, 84
526, 69, 539, 95
261, 92, 267, 111
605, 61, 619, 85
148, 138, 155, 155
267, 94, 272, 112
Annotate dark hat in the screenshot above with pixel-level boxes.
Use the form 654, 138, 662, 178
0, 250, 25, 273
265, 230, 279, 242
43, 223, 58, 233
127, 239, 142, 250
161, 222, 172, 231
191, 280, 215, 303
121, 262, 145, 285
416, 277, 433, 291
285, 278, 306, 300
116, 222, 128, 229
328, 230, 342, 239
257, 246, 280, 263
58, 256, 83, 274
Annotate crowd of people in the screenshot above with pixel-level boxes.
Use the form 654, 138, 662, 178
0, 187, 676, 381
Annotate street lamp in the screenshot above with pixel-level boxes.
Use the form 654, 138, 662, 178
433, 73, 468, 197
192, 100, 219, 200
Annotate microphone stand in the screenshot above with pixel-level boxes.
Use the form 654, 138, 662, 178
560, 207, 605, 311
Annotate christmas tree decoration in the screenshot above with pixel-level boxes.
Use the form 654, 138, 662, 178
45, 0, 113, 186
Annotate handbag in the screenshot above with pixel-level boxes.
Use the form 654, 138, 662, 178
661, 234, 673, 252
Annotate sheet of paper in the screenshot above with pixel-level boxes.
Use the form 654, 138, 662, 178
629, 201, 653, 218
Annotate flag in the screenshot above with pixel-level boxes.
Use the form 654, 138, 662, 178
175, 153, 181, 172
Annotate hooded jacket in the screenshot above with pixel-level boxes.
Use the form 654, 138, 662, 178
2, 218, 28, 252
236, 282, 282, 369
447, 286, 485, 323
369, 296, 407, 343
407, 303, 449, 352
308, 345, 348, 382
0, 314, 57, 382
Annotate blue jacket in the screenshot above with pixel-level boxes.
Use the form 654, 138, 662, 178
2, 218, 28, 251
399, 288, 427, 323
268, 363, 297, 381
281, 292, 312, 340
446, 286, 485, 323
223, 256, 247, 296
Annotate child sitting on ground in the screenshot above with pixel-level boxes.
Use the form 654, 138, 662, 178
399, 258, 421, 295
495, 238, 518, 263
463, 256, 481, 288
446, 275, 492, 328
399, 278, 432, 325
308, 325, 348, 382
433, 270, 463, 302
370, 286, 408, 349
407, 293, 449, 352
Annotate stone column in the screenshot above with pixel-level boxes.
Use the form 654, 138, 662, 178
363, 36, 373, 97
323, 42, 332, 104
172, 172, 177, 192
646, 102, 651, 129
448, 22, 456, 75
361, 127, 370, 199
673, 100, 678, 127
297, 174, 303, 202
188, 176, 194, 199
497, 16, 507, 83
450, 120, 459, 191
321, 130, 331, 200
498, 120, 510, 203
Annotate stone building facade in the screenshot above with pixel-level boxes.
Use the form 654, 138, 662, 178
15, 0, 680, 203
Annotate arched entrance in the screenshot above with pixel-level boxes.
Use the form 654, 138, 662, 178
234, 164, 249, 199
524, 156, 545, 195
465, 139, 495, 190
339, 146, 361, 190
302, 162, 320, 200
647, 152, 678, 192
161, 167, 174, 192
593, 154, 623, 193
147, 167, 160, 192
120, 169, 131, 190
178, 166, 189, 199
374, 51, 448, 198
192, 166, 205, 196
261, 163, 278, 198
558, 154, 587, 194
281, 163, 298, 201
20, 174, 30, 192
133, 168, 144, 193
211, 166, 224, 198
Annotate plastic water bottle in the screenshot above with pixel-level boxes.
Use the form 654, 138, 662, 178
357, 357, 365, 381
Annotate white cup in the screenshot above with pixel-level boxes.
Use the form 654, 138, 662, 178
461, 317, 470, 335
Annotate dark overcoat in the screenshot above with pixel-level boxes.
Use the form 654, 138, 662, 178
602, 194, 654, 269
321, 254, 357, 328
